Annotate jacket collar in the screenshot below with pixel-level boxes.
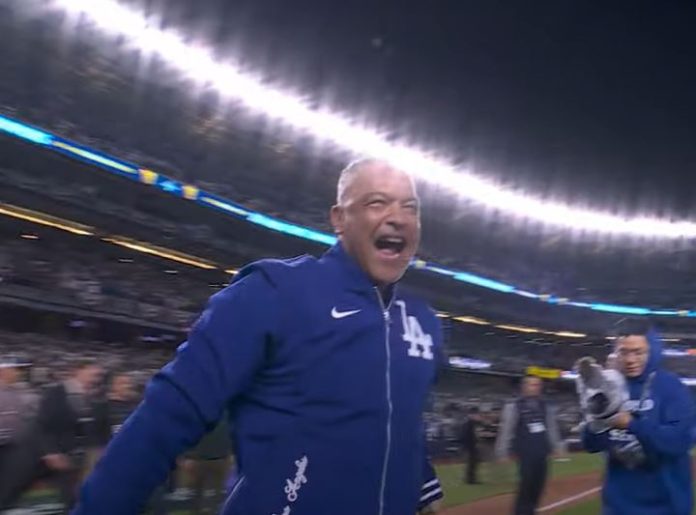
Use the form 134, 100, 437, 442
321, 243, 396, 300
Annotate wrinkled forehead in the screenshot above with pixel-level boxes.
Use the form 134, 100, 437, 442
338, 160, 418, 203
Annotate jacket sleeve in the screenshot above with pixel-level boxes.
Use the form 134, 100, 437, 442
418, 456, 443, 511
581, 423, 610, 453
73, 271, 279, 514
628, 376, 694, 459
495, 402, 517, 460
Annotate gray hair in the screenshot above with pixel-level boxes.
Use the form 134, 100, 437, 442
335, 158, 415, 205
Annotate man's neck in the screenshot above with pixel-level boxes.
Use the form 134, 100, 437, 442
377, 283, 395, 304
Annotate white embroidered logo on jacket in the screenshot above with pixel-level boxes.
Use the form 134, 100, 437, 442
396, 301, 434, 360
272, 455, 308, 515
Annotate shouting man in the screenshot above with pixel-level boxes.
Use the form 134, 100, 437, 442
74, 159, 444, 515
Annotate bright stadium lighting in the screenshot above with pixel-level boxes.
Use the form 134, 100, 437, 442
0, 116, 53, 145
495, 324, 540, 334
551, 331, 587, 339
102, 237, 218, 270
45, 0, 696, 239
0, 202, 94, 236
452, 315, 490, 326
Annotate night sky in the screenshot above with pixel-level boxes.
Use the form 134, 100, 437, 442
128, 0, 696, 217
5, 0, 696, 219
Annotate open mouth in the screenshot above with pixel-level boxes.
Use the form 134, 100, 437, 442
374, 235, 407, 257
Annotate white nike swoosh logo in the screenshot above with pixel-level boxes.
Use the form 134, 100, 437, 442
331, 307, 361, 319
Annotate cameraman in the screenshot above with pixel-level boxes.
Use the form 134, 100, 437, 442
582, 323, 694, 515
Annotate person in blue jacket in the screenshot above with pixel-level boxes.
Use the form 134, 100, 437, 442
73, 158, 444, 515
582, 320, 694, 515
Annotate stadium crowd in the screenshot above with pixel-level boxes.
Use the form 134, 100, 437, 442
2, 208, 696, 511
4, 218, 696, 377
0, 327, 238, 514
0, 226, 213, 329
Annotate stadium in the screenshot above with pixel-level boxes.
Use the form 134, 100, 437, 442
1, 1, 696, 514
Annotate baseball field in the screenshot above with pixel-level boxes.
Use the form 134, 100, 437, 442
7, 453, 696, 514
437, 454, 696, 514
435, 453, 604, 515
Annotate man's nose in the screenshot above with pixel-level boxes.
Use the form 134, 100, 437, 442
384, 204, 407, 228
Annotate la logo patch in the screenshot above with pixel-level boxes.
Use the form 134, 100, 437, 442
396, 301, 434, 360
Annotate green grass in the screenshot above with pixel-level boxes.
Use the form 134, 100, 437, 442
436, 453, 603, 508
11, 454, 603, 513
559, 488, 696, 515
558, 498, 602, 514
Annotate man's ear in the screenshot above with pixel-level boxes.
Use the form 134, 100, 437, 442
330, 204, 344, 235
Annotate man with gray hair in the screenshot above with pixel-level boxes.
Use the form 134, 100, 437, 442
76, 159, 443, 515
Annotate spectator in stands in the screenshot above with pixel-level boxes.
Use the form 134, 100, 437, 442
460, 406, 482, 485
495, 376, 565, 515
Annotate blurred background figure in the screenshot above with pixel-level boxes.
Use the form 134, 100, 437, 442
182, 414, 233, 514
38, 359, 103, 513
495, 376, 565, 515
460, 406, 482, 485
0, 354, 35, 464
96, 372, 139, 441
91, 372, 139, 474
0, 359, 103, 514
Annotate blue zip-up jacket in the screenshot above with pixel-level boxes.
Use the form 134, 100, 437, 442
582, 330, 694, 515
74, 244, 443, 515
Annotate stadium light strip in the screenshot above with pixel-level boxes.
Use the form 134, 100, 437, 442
2, 113, 695, 317
0, 202, 94, 236
40, 0, 696, 240
101, 236, 217, 270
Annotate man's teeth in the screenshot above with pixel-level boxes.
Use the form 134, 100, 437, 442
375, 236, 406, 254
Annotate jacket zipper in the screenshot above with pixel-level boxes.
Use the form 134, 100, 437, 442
221, 474, 245, 514
375, 288, 393, 515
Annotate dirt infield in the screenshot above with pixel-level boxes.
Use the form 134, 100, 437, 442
442, 472, 602, 515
